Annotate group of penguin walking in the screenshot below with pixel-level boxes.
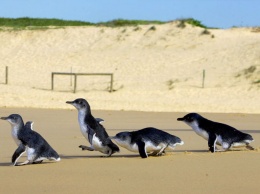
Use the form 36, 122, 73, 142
1, 98, 254, 166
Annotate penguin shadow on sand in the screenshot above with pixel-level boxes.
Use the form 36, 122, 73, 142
0, 162, 13, 167
59, 154, 139, 159
173, 149, 208, 153
0, 160, 59, 167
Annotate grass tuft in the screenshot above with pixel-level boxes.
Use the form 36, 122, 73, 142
0, 17, 210, 31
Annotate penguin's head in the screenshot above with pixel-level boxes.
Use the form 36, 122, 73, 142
66, 98, 90, 111
0, 114, 24, 127
177, 113, 201, 125
110, 132, 132, 148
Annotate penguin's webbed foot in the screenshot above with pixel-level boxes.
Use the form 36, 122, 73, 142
15, 160, 32, 166
106, 150, 113, 157
149, 151, 158, 156
33, 160, 43, 164
158, 150, 166, 156
214, 147, 224, 152
246, 145, 255, 150
208, 147, 215, 153
148, 149, 166, 157
79, 145, 95, 151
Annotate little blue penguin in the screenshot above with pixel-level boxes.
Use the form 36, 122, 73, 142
110, 127, 184, 158
177, 113, 254, 152
66, 98, 120, 156
1, 114, 61, 166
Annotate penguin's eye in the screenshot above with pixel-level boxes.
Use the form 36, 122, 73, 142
188, 117, 193, 122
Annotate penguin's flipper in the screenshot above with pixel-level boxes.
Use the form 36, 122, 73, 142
95, 118, 104, 124
87, 125, 96, 145
137, 140, 147, 158
208, 133, 217, 153
79, 145, 95, 151
12, 144, 26, 166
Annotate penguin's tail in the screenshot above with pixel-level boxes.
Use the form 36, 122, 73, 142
244, 133, 254, 142
173, 136, 184, 145
178, 140, 184, 145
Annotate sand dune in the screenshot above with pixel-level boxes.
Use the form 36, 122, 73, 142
0, 22, 259, 113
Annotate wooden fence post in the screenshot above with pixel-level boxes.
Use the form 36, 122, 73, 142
51, 73, 54, 90
74, 74, 77, 93
202, 69, 205, 88
5, 66, 8, 84
110, 74, 113, 92
70, 67, 72, 86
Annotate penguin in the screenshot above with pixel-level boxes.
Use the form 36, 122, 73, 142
66, 98, 120, 156
110, 127, 184, 158
177, 113, 254, 152
1, 114, 61, 166
11, 121, 34, 165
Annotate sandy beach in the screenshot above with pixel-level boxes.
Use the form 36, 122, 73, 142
0, 22, 259, 193
0, 108, 259, 194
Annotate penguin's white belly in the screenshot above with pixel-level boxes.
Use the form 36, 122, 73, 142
232, 142, 246, 147
12, 136, 21, 146
145, 141, 163, 152
12, 126, 21, 146
194, 128, 209, 140
190, 124, 209, 140
79, 124, 89, 140
118, 142, 139, 153
78, 111, 89, 141
27, 147, 36, 161
216, 135, 224, 145
117, 141, 162, 153
194, 127, 224, 146
92, 134, 109, 153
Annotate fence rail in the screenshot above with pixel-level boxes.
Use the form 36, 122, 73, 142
51, 72, 114, 93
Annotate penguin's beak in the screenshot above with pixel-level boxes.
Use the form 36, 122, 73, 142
177, 117, 184, 121
109, 136, 115, 140
0, 117, 8, 120
66, 101, 74, 105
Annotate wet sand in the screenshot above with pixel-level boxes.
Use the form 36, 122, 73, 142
0, 108, 259, 194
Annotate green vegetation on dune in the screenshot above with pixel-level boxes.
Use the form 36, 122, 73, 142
97, 19, 165, 27
181, 18, 207, 28
0, 17, 93, 27
0, 17, 209, 30
0, 17, 94, 30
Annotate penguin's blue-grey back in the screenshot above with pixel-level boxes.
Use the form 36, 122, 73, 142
91, 117, 120, 152
131, 127, 182, 145
19, 122, 60, 159
198, 116, 253, 143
